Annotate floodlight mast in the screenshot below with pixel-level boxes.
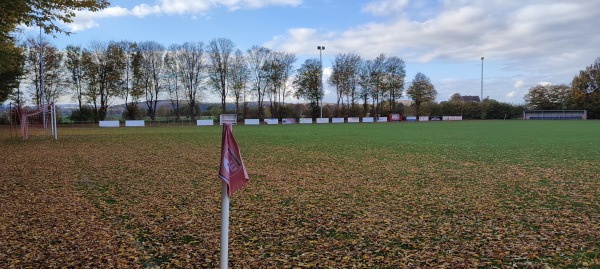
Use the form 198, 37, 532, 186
480, 56, 484, 103
318, 46, 325, 118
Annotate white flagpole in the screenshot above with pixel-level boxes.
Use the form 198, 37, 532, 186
220, 181, 230, 269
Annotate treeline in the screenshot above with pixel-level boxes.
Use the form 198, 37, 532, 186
6, 36, 600, 121
524, 58, 600, 118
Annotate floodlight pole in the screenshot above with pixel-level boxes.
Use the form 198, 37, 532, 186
40, 25, 46, 128
480, 56, 484, 103
317, 46, 325, 118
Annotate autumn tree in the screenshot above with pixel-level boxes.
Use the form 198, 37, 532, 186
406, 72, 437, 117
265, 51, 297, 118
65, 45, 86, 113
85, 41, 127, 121
166, 42, 206, 120
524, 84, 571, 110
383, 56, 406, 114
120, 41, 144, 120
208, 38, 235, 113
247, 46, 271, 119
24, 36, 66, 106
0, 1, 109, 103
293, 58, 323, 118
229, 49, 249, 116
329, 53, 362, 117
571, 57, 600, 118
138, 41, 166, 120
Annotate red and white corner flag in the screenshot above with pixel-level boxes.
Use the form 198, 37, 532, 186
219, 123, 249, 196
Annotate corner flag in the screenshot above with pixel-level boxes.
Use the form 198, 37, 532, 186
219, 123, 249, 196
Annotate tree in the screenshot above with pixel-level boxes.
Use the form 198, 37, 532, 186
208, 38, 235, 113
571, 57, 600, 118
265, 51, 297, 118
0, 1, 108, 104
0, 41, 24, 104
138, 41, 166, 120
166, 42, 206, 120
247, 46, 271, 119
85, 41, 127, 121
329, 53, 362, 117
524, 84, 571, 110
406, 72, 437, 117
229, 49, 249, 116
383, 56, 406, 114
293, 58, 323, 118
24, 36, 66, 106
65, 45, 86, 113
120, 42, 144, 120
0, 1, 109, 40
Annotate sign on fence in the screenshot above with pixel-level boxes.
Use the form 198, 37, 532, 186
244, 119, 260, 125
378, 117, 388, 122
389, 113, 402, 122
332, 118, 344, 123
299, 118, 312, 124
316, 118, 329, 124
406, 116, 417, 122
265, 118, 278, 124
362, 117, 374, 123
125, 120, 145, 127
220, 114, 237, 125
430, 116, 442, 121
419, 116, 429, 122
197, 120, 213, 126
443, 116, 463, 121
282, 118, 296, 124
347, 117, 359, 123
99, 121, 119, 127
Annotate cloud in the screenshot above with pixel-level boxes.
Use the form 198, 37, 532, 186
65, 0, 302, 31
506, 91, 519, 98
514, 80, 525, 88
67, 6, 130, 32
362, 0, 409, 16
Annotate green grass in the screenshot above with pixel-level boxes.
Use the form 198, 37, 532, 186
2, 120, 600, 268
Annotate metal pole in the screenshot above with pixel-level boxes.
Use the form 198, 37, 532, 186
480, 57, 484, 102
220, 181, 230, 269
40, 25, 46, 128
318, 46, 325, 118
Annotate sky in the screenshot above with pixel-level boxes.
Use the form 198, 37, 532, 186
22, 0, 600, 104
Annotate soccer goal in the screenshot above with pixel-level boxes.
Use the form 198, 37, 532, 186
19, 103, 58, 140
523, 110, 587, 120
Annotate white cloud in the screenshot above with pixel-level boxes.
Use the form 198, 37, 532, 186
67, 6, 130, 32
538, 81, 552, 86
506, 91, 518, 98
64, 0, 302, 31
362, 0, 409, 16
514, 80, 525, 88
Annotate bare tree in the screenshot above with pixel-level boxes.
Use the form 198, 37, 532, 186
137, 41, 166, 120
166, 42, 206, 120
208, 38, 235, 114
383, 56, 406, 113
229, 48, 249, 116
265, 51, 297, 118
329, 53, 362, 116
247, 46, 271, 119
65, 45, 86, 113
120, 41, 143, 120
293, 58, 323, 118
24, 36, 66, 106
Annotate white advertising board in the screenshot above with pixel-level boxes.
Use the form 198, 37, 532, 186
332, 118, 344, 123
347, 117, 359, 123
316, 118, 329, 124
443, 116, 463, 121
99, 121, 119, 127
299, 118, 312, 124
418, 116, 429, 122
362, 117, 374, 123
196, 120, 213, 126
282, 118, 296, 124
265, 118, 279, 124
244, 119, 260, 125
220, 114, 237, 125
125, 120, 145, 127
378, 117, 388, 122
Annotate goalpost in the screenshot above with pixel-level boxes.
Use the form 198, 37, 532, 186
19, 103, 58, 140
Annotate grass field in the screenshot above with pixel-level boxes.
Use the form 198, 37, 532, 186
1, 121, 599, 268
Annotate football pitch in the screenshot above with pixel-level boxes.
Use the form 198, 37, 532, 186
1, 120, 599, 268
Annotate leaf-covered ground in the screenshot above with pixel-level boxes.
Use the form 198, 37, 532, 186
1, 121, 599, 268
